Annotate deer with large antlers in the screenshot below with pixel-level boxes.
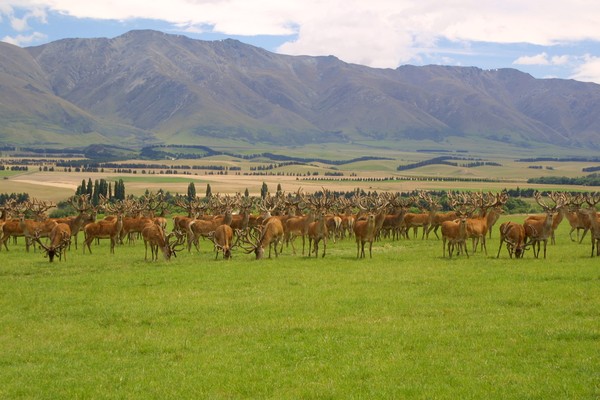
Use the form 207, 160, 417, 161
51, 195, 96, 250
402, 191, 439, 240
523, 191, 564, 259
353, 195, 388, 258
239, 218, 284, 260
307, 189, 335, 258
142, 223, 184, 261
284, 189, 314, 255
580, 193, 600, 257
83, 200, 127, 254
466, 192, 504, 255
496, 221, 530, 259
208, 224, 235, 260
441, 192, 472, 258
32, 223, 71, 262
18, 199, 58, 252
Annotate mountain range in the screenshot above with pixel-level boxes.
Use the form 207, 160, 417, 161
1, 29, 599, 151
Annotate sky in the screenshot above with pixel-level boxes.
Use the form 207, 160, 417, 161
2, 1, 600, 84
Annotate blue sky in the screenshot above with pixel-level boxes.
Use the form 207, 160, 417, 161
2, 1, 600, 84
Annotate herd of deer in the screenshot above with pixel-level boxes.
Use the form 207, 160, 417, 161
0, 189, 598, 263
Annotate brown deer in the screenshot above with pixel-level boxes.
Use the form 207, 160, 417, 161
402, 192, 439, 240
441, 193, 471, 258
141, 223, 185, 261
51, 195, 96, 250
306, 189, 333, 258
32, 223, 72, 263
496, 221, 529, 259
523, 191, 564, 259
18, 202, 58, 253
580, 193, 600, 257
466, 192, 504, 255
239, 218, 284, 260
83, 201, 128, 254
208, 224, 234, 260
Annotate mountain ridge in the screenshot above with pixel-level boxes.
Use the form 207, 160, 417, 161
0, 29, 597, 150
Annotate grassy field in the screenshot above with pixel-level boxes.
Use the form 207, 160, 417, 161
1, 219, 599, 399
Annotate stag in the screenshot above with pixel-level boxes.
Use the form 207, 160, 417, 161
441, 193, 471, 258
496, 222, 529, 259
239, 218, 284, 260
580, 193, 600, 257
402, 191, 439, 240
32, 223, 72, 263
306, 189, 333, 258
142, 223, 184, 261
208, 224, 235, 260
52, 195, 95, 249
83, 201, 127, 254
523, 191, 563, 259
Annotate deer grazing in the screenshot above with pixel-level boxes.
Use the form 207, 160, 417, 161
141, 223, 185, 261
496, 221, 529, 259
523, 191, 564, 259
32, 223, 72, 262
239, 218, 284, 260
208, 224, 235, 260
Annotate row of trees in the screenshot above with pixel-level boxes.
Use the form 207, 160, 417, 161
74, 178, 126, 205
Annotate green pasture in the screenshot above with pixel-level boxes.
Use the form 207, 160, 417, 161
0, 220, 599, 399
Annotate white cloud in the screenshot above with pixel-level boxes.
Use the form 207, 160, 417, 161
2, 32, 47, 46
514, 53, 551, 66
3, 0, 600, 74
570, 55, 600, 84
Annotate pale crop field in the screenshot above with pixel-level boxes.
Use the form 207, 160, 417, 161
0, 218, 598, 399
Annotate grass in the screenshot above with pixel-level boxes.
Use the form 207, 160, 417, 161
0, 220, 599, 399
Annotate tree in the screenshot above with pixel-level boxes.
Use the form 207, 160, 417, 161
261, 182, 268, 199
187, 182, 196, 201
114, 179, 125, 201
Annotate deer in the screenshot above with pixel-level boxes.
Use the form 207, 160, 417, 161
208, 224, 235, 260
441, 193, 472, 258
465, 192, 504, 255
580, 193, 600, 257
486, 191, 508, 239
353, 196, 388, 258
284, 189, 315, 255
496, 221, 529, 259
52, 195, 96, 250
402, 191, 439, 240
0, 199, 24, 251
305, 189, 333, 258
18, 200, 58, 252
141, 223, 185, 261
380, 194, 410, 241
83, 201, 128, 254
31, 223, 72, 263
239, 218, 284, 260
523, 191, 564, 259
